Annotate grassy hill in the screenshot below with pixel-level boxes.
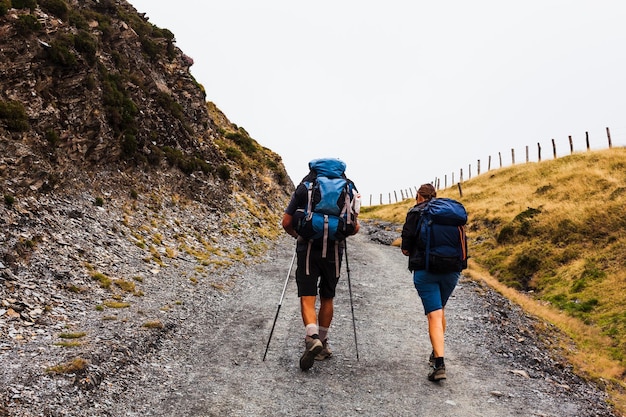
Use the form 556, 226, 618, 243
360, 147, 626, 413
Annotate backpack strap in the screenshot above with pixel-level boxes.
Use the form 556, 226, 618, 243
305, 240, 312, 276
342, 182, 352, 228
334, 241, 340, 277
321, 215, 329, 257
305, 181, 314, 221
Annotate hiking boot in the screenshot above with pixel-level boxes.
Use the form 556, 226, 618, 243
300, 336, 323, 371
428, 364, 447, 382
315, 339, 332, 361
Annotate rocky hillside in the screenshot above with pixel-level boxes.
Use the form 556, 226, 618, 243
0, 0, 291, 203
0, 1, 293, 414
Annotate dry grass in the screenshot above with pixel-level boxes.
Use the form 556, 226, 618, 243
46, 357, 88, 374
361, 147, 626, 414
103, 300, 130, 309
59, 332, 86, 339
142, 320, 164, 329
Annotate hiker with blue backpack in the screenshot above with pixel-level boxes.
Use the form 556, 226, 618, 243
282, 158, 360, 371
401, 183, 468, 381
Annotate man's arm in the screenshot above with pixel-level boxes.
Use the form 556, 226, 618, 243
282, 213, 298, 238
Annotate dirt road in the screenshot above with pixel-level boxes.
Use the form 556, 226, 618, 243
89, 226, 616, 417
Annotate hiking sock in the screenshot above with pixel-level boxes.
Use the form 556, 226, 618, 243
435, 357, 445, 368
305, 323, 318, 337
318, 326, 329, 342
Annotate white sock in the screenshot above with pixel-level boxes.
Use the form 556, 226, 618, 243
319, 326, 329, 342
305, 323, 318, 337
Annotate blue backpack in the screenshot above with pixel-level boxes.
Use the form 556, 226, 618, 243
296, 158, 358, 241
417, 198, 468, 273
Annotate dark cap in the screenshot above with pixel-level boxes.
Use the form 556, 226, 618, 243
417, 183, 436, 199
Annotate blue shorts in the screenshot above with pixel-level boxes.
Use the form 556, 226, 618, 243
413, 270, 460, 315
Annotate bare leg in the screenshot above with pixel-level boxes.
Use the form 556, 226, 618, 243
427, 308, 445, 358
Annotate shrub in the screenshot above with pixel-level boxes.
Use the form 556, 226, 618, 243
47, 41, 77, 68
156, 92, 184, 120
224, 146, 243, 162
15, 14, 41, 35
225, 131, 257, 155
217, 164, 230, 181
11, 0, 37, 11
94, 197, 104, 207
74, 30, 97, 65
101, 71, 138, 137
45, 129, 60, 147
4, 194, 15, 207
507, 249, 543, 290
39, 0, 69, 20
68, 9, 88, 30
140, 38, 159, 60
121, 133, 138, 158
0, 100, 30, 132
0, 0, 9, 15
551, 218, 579, 245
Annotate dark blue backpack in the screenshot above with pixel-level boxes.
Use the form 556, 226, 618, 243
296, 158, 358, 241
417, 198, 468, 273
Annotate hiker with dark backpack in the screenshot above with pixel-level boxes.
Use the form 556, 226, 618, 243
400, 183, 468, 382
282, 158, 360, 371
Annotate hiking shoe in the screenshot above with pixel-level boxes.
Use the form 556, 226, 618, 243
428, 364, 447, 382
315, 339, 332, 361
300, 336, 323, 371
428, 351, 435, 366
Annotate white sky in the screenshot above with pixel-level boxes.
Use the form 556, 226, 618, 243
128, 1, 626, 203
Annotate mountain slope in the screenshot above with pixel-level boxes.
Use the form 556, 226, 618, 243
1, 2, 295, 413
0, 0, 292, 208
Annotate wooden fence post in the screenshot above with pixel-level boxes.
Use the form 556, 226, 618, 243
457, 182, 463, 197
586, 131, 590, 150
444, 175, 448, 188
499, 152, 502, 168
452, 172, 455, 184
460, 168, 464, 183
607, 127, 612, 148
511, 148, 515, 165
468, 164, 472, 179
379, 194, 382, 205
388, 193, 391, 204
525, 146, 529, 163
569, 135, 573, 154
394, 190, 398, 202
538, 142, 542, 162
488, 155, 491, 171
552, 138, 557, 159
477, 160, 481, 176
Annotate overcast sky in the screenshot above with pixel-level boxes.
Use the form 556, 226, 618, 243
128, 1, 626, 203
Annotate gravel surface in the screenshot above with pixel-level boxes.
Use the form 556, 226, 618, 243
1, 210, 619, 416
101, 229, 617, 417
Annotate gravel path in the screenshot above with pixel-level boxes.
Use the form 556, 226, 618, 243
93, 229, 617, 417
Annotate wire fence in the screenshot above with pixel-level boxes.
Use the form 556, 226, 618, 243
366, 126, 621, 206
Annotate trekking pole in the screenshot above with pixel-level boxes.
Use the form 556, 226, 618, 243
262, 248, 297, 361
344, 241, 359, 361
